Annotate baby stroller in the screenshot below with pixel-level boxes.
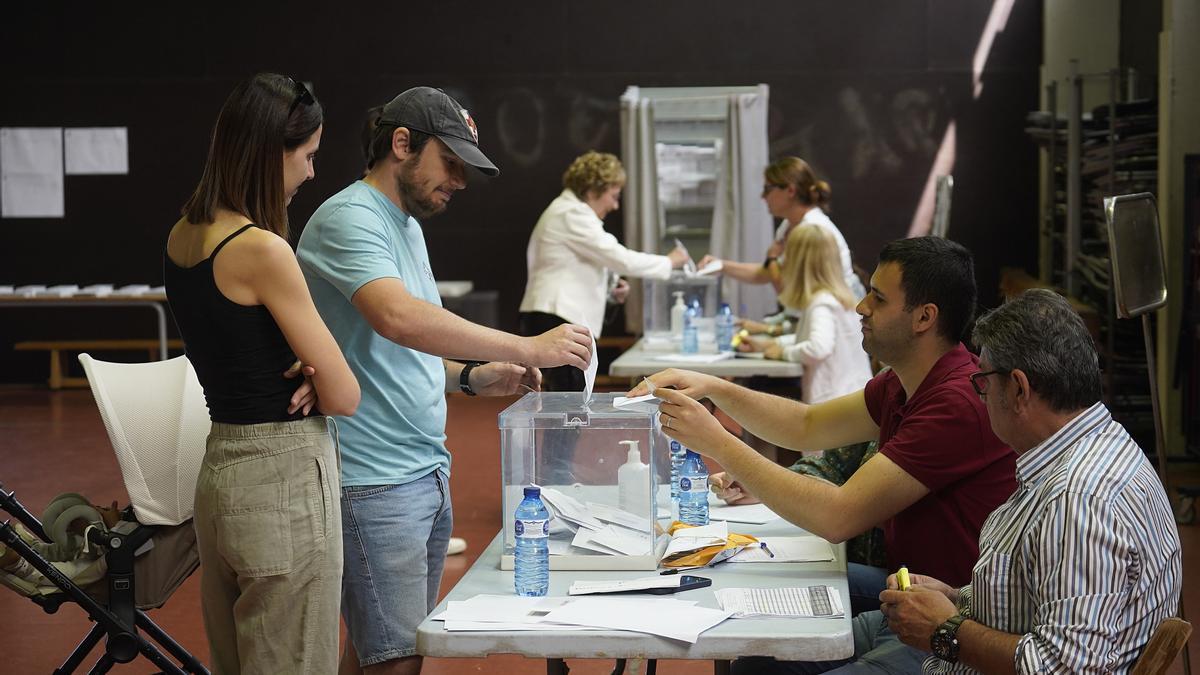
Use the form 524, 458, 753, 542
0, 354, 211, 674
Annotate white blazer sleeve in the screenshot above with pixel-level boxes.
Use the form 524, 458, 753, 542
560, 207, 672, 280
782, 303, 837, 364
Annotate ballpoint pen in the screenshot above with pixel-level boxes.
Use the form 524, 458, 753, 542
760, 541, 775, 558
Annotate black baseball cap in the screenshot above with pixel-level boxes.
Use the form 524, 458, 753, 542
378, 87, 499, 177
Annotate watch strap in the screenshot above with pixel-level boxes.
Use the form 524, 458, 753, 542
933, 614, 965, 663
459, 361, 482, 396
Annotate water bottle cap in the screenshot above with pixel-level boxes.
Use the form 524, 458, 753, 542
523, 486, 541, 498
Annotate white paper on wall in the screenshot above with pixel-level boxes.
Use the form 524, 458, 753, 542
65, 127, 128, 175
1, 127, 64, 218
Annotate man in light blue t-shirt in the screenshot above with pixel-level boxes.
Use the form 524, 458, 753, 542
296, 87, 592, 675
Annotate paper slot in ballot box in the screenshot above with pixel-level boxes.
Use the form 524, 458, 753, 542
498, 392, 671, 570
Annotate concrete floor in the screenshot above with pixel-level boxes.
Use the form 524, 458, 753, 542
1, 388, 1195, 674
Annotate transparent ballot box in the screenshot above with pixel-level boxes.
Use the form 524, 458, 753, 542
498, 392, 670, 570
642, 271, 721, 337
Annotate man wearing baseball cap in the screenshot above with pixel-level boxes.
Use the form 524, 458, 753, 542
297, 87, 592, 675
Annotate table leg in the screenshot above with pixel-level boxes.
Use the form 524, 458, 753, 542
547, 657, 569, 675
713, 659, 731, 675
150, 302, 168, 360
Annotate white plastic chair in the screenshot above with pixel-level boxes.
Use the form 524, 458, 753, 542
78, 354, 210, 526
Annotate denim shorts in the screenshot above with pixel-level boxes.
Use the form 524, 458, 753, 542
340, 470, 453, 666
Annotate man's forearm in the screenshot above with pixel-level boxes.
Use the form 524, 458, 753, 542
713, 437, 852, 541
955, 620, 1021, 675
386, 298, 530, 363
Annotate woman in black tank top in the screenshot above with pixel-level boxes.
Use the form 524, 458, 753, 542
165, 73, 358, 674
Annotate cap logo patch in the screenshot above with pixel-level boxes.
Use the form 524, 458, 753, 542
460, 109, 479, 143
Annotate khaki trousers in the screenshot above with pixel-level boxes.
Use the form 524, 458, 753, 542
194, 417, 341, 675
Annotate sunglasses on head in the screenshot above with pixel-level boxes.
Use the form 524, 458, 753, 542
287, 78, 314, 116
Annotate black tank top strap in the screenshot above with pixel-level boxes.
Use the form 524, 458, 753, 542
210, 224, 257, 261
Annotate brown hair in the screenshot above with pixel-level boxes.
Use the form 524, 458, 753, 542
778, 224, 856, 311
763, 157, 831, 210
562, 151, 626, 198
182, 73, 323, 239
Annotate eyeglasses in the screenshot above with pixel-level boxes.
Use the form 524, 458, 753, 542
969, 369, 1009, 397
287, 78, 314, 117
761, 184, 786, 198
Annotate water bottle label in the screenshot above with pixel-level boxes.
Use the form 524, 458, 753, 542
679, 476, 708, 493
669, 440, 682, 453
515, 518, 549, 539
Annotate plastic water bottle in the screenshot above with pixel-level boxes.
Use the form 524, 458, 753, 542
678, 450, 710, 526
682, 304, 699, 354
514, 486, 549, 596
669, 439, 687, 503
716, 302, 735, 352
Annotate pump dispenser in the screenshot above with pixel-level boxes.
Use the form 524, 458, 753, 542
670, 291, 687, 338
617, 440, 652, 515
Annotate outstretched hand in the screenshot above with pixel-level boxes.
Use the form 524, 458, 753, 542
655, 387, 739, 462
625, 368, 722, 401
527, 324, 592, 370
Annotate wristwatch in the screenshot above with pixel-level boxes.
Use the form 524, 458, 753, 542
762, 255, 778, 269
459, 361, 483, 396
931, 614, 965, 663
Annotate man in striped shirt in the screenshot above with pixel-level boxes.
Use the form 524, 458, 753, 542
883, 289, 1182, 673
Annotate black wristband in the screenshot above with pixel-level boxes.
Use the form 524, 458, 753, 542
763, 255, 778, 269
459, 361, 483, 396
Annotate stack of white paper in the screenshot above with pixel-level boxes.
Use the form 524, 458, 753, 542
539, 487, 658, 557
432, 594, 731, 643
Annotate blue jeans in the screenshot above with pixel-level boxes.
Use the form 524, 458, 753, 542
340, 470, 453, 666
731, 610, 928, 674
848, 563, 890, 616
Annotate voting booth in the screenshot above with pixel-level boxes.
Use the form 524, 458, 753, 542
498, 392, 669, 570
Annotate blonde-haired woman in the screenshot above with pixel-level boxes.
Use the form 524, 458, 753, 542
741, 224, 872, 404
520, 151, 688, 390
701, 157, 863, 299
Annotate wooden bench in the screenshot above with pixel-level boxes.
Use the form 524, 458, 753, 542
15, 339, 183, 390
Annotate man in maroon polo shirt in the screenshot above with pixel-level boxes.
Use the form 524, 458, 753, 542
631, 236, 1016, 674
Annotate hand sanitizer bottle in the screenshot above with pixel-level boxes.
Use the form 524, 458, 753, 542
616, 440, 651, 515
670, 291, 687, 338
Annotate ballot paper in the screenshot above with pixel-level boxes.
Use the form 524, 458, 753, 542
613, 392, 657, 408
540, 596, 731, 643
540, 487, 604, 532
716, 586, 845, 619
707, 500, 781, 525
586, 501, 650, 531
568, 575, 684, 595
727, 536, 835, 563
695, 259, 723, 276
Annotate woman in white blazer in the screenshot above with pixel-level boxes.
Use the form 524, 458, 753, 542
740, 223, 873, 404
520, 151, 688, 390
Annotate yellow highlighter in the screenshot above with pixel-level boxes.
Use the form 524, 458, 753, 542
897, 564, 911, 591
730, 329, 750, 349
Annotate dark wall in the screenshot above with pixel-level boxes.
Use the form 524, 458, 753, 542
0, 1, 1042, 384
